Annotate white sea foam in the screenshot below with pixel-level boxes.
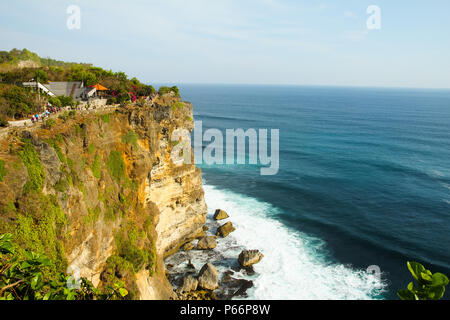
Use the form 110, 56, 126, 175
203, 183, 387, 300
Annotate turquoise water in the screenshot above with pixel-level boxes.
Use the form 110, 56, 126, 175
179, 84, 450, 300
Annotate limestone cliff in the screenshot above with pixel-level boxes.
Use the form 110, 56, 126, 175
0, 94, 207, 299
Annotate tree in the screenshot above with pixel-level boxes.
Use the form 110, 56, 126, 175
35, 70, 48, 84
398, 261, 449, 300
158, 86, 180, 97
58, 95, 76, 108
48, 96, 62, 108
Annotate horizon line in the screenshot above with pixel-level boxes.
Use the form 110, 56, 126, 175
151, 82, 450, 91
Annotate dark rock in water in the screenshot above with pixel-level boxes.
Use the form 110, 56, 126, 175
216, 222, 236, 238
217, 273, 254, 300
176, 290, 217, 301
233, 279, 254, 298
238, 250, 264, 267
196, 236, 217, 250
243, 266, 255, 276
187, 259, 196, 270
213, 209, 229, 221
222, 270, 235, 283
198, 263, 219, 290
166, 264, 174, 270
178, 275, 198, 293
202, 225, 209, 231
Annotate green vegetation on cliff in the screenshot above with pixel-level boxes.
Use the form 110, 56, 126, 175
91, 154, 102, 179
121, 130, 139, 148
107, 150, 128, 183
0, 233, 128, 300
18, 140, 45, 193
0, 84, 41, 120
159, 86, 180, 97
0, 160, 6, 182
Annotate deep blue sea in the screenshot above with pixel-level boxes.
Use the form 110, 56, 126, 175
179, 84, 450, 300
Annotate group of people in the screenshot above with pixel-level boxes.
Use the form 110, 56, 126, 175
31, 104, 61, 124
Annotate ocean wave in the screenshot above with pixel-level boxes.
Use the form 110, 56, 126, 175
203, 184, 387, 300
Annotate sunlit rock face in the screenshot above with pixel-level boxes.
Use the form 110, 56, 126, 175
0, 94, 207, 299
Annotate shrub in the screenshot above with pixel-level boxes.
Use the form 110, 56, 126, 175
90, 154, 102, 179
43, 118, 56, 129
46, 139, 66, 163
48, 96, 62, 108
58, 95, 75, 107
107, 151, 127, 183
140, 85, 156, 96
87, 143, 95, 154
35, 69, 48, 83
114, 221, 155, 274
0, 160, 6, 182
0, 84, 40, 119
0, 117, 8, 127
58, 112, 69, 122
158, 86, 180, 97
106, 97, 117, 105
119, 243, 147, 272
398, 261, 449, 300
100, 114, 111, 123
121, 130, 139, 148
171, 102, 184, 111
102, 255, 136, 300
0, 233, 128, 300
18, 140, 45, 192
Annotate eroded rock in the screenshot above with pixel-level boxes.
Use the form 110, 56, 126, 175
198, 263, 219, 290
178, 275, 198, 293
216, 222, 236, 238
213, 209, 229, 221
238, 250, 264, 267
182, 242, 194, 251
196, 236, 217, 250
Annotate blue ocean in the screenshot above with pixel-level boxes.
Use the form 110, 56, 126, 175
179, 84, 450, 300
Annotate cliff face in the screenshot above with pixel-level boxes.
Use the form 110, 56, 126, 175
0, 95, 207, 299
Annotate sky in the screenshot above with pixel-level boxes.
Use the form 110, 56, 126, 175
1, 0, 450, 88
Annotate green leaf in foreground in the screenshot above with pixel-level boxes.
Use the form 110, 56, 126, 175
398, 261, 448, 300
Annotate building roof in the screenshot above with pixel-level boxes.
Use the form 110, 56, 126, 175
91, 84, 109, 91
44, 82, 83, 97
22, 81, 96, 100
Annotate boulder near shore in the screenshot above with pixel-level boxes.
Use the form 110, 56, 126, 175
238, 250, 264, 267
196, 236, 218, 250
213, 209, 229, 220
178, 275, 198, 293
198, 263, 219, 290
216, 222, 236, 238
